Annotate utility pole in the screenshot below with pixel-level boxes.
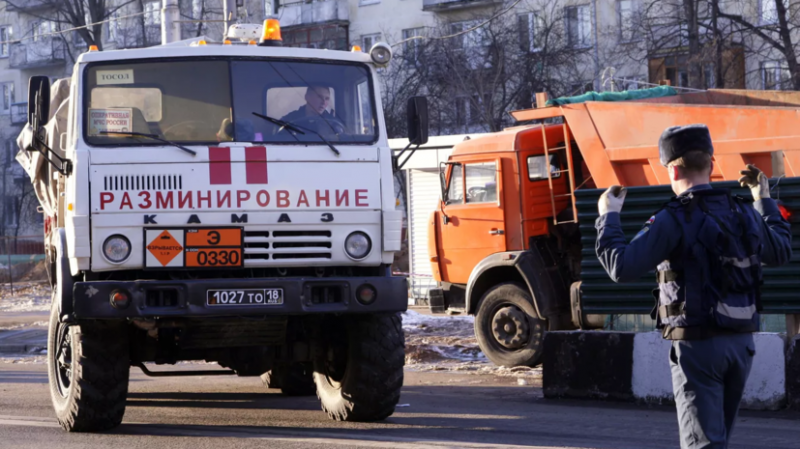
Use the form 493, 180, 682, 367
161, 0, 181, 44
223, 0, 237, 38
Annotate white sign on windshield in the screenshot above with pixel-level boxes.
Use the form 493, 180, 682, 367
97, 69, 134, 85
88, 108, 133, 136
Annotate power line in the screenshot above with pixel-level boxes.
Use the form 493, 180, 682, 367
0, 10, 146, 46
391, 0, 525, 48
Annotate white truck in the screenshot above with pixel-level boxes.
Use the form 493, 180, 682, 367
17, 21, 426, 432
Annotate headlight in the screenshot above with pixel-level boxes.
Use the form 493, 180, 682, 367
344, 232, 371, 260
103, 235, 131, 263
369, 42, 392, 65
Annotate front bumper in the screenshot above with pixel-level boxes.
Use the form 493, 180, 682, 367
72, 276, 408, 319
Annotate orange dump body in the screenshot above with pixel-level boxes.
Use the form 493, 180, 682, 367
431, 89, 800, 285
511, 89, 800, 186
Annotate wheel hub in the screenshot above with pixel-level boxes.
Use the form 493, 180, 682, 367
491, 306, 529, 349
54, 322, 73, 397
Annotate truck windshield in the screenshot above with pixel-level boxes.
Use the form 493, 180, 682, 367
84, 58, 377, 146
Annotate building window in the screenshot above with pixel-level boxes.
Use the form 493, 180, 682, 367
618, 0, 635, 42
402, 28, 423, 62
760, 0, 786, 24
703, 63, 715, 89
761, 61, 790, 90
361, 33, 381, 52
0, 26, 11, 57
264, 0, 273, 17
3, 195, 19, 227
455, 95, 488, 129
566, 5, 592, 48
145, 1, 161, 26
450, 21, 489, 50
2, 82, 14, 113
32, 20, 55, 42
283, 25, 348, 50
107, 11, 119, 42
3, 140, 13, 168
519, 12, 544, 52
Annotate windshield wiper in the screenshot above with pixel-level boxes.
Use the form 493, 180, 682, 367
251, 112, 305, 135
251, 112, 340, 156
99, 131, 197, 156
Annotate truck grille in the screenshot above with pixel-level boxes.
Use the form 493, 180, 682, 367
244, 230, 332, 262
103, 174, 182, 191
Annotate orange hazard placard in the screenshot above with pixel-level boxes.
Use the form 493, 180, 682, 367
185, 248, 243, 267
146, 230, 184, 266
185, 228, 241, 247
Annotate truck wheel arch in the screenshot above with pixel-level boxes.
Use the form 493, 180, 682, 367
466, 249, 565, 322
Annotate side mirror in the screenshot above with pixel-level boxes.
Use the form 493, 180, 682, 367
28, 75, 51, 128
407, 96, 428, 145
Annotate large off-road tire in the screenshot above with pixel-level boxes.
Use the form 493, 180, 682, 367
313, 313, 404, 422
47, 302, 130, 432
261, 362, 316, 396
474, 282, 546, 367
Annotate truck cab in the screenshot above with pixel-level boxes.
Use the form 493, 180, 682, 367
428, 124, 588, 367
19, 22, 417, 431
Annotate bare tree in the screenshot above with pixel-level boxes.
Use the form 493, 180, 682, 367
717, 0, 800, 90
380, 4, 594, 137
2, 0, 135, 50
633, 0, 746, 89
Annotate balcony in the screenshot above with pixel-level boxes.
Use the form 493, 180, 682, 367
10, 103, 26, 125
9, 38, 65, 69
5, 0, 50, 13
279, 0, 349, 28
422, 0, 503, 12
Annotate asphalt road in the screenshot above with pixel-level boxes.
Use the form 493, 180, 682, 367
1, 362, 799, 449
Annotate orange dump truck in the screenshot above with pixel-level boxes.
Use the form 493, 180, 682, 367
427, 89, 800, 367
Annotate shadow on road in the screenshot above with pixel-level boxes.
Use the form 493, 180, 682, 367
126, 391, 319, 411
0, 370, 48, 384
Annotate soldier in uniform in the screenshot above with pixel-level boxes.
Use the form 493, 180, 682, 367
594, 124, 792, 449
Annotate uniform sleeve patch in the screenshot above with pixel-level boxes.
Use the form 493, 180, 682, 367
646, 215, 656, 225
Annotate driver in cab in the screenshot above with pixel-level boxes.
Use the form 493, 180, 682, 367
280, 85, 345, 135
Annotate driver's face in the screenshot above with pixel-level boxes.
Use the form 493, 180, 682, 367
305, 87, 330, 114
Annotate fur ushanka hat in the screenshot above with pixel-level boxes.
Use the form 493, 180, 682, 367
658, 124, 714, 166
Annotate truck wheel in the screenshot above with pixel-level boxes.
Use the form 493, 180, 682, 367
261, 362, 316, 396
474, 282, 545, 367
313, 313, 404, 421
47, 303, 130, 432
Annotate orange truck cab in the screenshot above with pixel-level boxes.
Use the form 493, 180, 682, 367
427, 89, 800, 368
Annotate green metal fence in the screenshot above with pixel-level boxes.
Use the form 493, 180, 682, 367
576, 178, 800, 315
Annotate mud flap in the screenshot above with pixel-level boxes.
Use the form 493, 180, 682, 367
54, 228, 74, 320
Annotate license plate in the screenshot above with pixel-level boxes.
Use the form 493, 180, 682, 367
207, 288, 284, 306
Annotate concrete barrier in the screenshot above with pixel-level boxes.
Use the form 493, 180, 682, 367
787, 336, 800, 411
545, 331, 791, 411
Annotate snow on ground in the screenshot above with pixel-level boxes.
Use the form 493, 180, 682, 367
0, 282, 51, 313
402, 310, 541, 380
